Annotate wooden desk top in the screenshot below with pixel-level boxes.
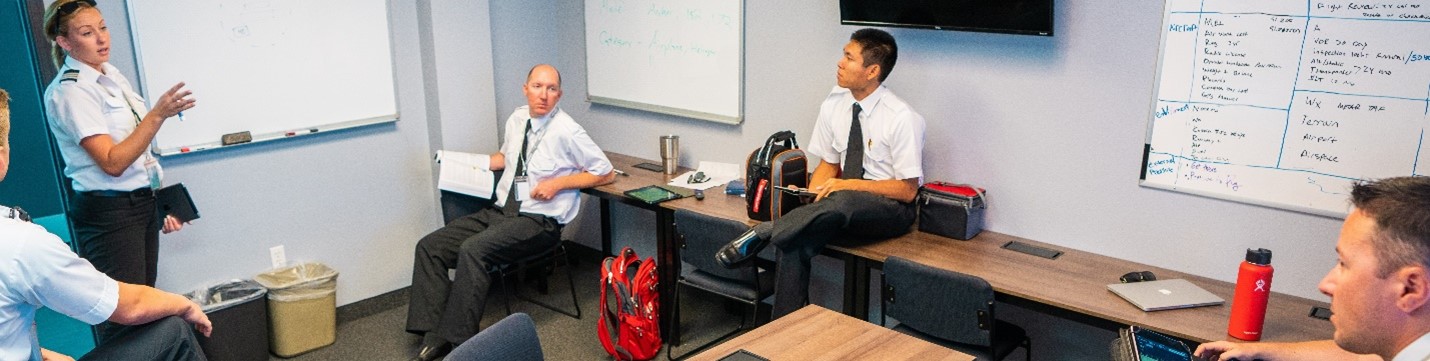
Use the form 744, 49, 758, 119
600, 151, 754, 221
688, 305, 974, 361
589, 152, 687, 204
829, 231, 1334, 344
593, 151, 1333, 344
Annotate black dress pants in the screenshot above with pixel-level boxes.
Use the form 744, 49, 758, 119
78, 316, 207, 361
71, 190, 162, 344
757, 190, 915, 318
405, 206, 561, 345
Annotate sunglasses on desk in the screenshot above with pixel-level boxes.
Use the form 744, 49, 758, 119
687, 171, 709, 184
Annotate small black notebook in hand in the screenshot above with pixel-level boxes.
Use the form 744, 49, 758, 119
157, 183, 200, 222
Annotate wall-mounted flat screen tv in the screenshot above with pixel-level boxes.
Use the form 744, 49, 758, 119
840, 0, 1054, 36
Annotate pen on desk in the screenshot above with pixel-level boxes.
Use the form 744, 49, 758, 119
613, 169, 629, 176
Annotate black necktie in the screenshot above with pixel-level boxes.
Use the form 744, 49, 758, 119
842, 103, 864, 180
502, 119, 533, 215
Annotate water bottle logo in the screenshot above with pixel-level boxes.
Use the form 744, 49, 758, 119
1254, 279, 1267, 292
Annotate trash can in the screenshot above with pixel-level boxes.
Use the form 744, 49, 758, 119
254, 262, 339, 357
186, 280, 269, 361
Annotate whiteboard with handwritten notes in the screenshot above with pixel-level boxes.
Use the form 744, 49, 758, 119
584, 0, 743, 124
1141, 0, 1430, 217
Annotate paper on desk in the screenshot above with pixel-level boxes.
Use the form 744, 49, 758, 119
668, 161, 740, 190
436, 150, 495, 199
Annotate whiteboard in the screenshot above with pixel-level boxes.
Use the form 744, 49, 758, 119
584, 0, 743, 124
127, 0, 397, 155
1141, 0, 1430, 217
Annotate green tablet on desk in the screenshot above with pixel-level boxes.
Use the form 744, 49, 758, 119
624, 185, 690, 204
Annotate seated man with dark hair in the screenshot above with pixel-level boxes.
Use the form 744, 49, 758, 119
716, 28, 926, 319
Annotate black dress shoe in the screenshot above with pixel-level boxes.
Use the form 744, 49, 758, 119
716, 228, 768, 269
409, 342, 452, 361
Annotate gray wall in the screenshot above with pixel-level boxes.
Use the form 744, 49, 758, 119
92, 0, 500, 305
491, 0, 1342, 301
75, 0, 1343, 305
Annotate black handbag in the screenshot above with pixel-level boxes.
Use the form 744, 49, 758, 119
917, 182, 986, 240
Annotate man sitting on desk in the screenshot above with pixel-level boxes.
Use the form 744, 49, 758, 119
405, 64, 615, 361
1195, 176, 1430, 361
716, 28, 926, 319
0, 89, 211, 361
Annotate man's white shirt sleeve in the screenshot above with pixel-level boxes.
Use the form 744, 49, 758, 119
15, 227, 119, 325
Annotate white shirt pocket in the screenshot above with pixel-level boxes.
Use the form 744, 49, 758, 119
866, 138, 893, 166
102, 96, 134, 127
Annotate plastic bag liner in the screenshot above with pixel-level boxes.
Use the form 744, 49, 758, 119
186, 279, 267, 313
253, 262, 339, 302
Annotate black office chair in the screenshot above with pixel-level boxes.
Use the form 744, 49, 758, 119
439, 190, 581, 320
881, 256, 1031, 360
667, 209, 774, 360
486, 239, 582, 319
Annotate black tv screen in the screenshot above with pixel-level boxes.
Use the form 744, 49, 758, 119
840, 0, 1054, 36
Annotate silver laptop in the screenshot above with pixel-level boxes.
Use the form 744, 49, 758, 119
1107, 279, 1225, 311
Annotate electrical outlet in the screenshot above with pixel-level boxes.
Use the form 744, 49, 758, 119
270, 245, 287, 269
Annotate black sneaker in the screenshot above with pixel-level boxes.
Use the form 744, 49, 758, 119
715, 229, 768, 268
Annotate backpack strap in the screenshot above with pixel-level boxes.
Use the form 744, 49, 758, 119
756, 131, 799, 167
598, 256, 620, 358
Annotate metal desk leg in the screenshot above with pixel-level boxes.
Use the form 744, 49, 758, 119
656, 209, 679, 342
600, 198, 613, 256
842, 255, 871, 320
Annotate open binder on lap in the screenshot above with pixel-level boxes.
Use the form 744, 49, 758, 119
436, 150, 496, 199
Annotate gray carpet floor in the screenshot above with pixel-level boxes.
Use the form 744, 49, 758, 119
267, 251, 1116, 360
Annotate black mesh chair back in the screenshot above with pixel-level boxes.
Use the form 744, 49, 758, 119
882, 256, 1030, 360
668, 209, 774, 359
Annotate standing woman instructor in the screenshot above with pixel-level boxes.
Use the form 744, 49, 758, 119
42, 0, 193, 294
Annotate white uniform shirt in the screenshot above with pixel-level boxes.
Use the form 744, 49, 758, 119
1394, 331, 1430, 361
493, 106, 612, 224
806, 85, 925, 182
44, 56, 162, 192
0, 218, 120, 361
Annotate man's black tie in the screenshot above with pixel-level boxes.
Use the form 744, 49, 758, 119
502, 119, 532, 215
842, 103, 864, 180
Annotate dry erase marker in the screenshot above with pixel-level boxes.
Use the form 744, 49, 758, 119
177, 112, 186, 121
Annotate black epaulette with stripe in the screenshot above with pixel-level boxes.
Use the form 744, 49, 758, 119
60, 69, 80, 83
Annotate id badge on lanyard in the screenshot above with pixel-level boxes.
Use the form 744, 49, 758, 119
104, 80, 163, 190
125, 97, 162, 190
144, 156, 162, 189
514, 176, 532, 202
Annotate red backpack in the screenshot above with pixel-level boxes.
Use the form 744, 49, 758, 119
598, 247, 661, 360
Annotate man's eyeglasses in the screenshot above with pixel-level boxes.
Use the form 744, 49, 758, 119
56, 0, 97, 18
687, 171, 709, 184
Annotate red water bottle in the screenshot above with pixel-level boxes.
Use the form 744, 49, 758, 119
1228, 248, 1274, 340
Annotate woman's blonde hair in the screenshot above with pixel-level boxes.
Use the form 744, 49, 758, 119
42, 0, 99, 70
